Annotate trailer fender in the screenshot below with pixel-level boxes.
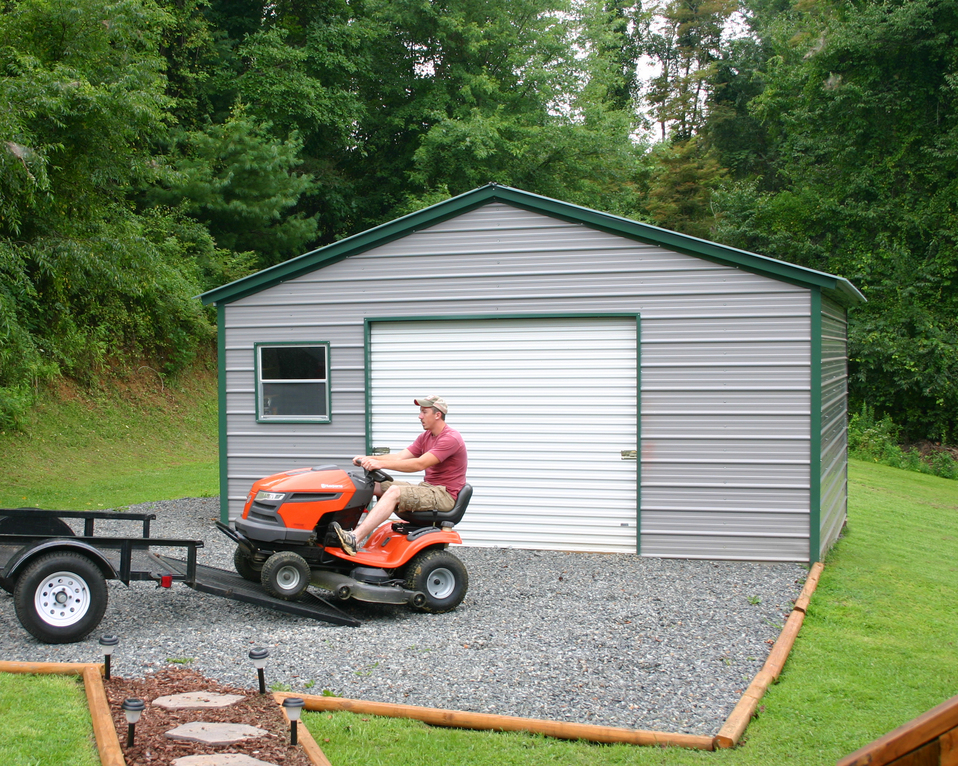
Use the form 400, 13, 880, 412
3, 540, 119, 585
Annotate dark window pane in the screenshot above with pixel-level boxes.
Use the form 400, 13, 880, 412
261, 347, 326, 381
262, 382, 327, 417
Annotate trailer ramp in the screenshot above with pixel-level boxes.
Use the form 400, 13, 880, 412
155, 555, 360, 628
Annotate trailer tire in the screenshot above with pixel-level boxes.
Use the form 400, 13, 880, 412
404, 548, 468, 614
233, 547, 263, 583
261, 551, 311, 601
13, 552, 108, 644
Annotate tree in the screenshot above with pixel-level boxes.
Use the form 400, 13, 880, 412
143, 108, 319, 271
639, 0, 738, 142
711, 0, 958, 441
0, 0, 212, 426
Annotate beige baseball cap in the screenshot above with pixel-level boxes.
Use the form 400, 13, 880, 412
414, 395, 448, 414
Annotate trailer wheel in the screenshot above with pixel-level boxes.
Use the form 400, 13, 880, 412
404, 548, 468, 614
233, 547, 263, 583
13, 552, 108, 644
261, 551, 311, 601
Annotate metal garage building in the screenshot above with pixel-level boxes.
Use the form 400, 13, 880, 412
200, 184, 864, 563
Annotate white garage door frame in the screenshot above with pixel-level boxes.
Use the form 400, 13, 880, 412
363, 314, 641, 554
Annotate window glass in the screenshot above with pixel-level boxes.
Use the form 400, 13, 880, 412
257, 344, 330, 421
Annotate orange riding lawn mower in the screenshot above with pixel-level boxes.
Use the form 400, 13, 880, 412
216, 464, 473, 615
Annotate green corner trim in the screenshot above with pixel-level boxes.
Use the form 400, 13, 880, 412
809, 290, 823, 564
217, 303, 230, 523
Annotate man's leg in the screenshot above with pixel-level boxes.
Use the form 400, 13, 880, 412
354, 484, 402, 541
331, 484, 403, 556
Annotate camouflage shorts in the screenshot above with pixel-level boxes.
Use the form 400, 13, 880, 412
380, 481, 456, 513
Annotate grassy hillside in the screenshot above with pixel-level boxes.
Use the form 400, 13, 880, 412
0, 365, 218, 509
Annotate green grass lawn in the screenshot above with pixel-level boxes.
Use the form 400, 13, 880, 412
0, 672, 100, 766
1, 375, 955, 766
306, 460, 958, 766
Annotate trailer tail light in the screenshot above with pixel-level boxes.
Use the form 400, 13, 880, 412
160, 574, 173, 588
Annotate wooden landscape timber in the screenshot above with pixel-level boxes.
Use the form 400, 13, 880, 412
836, 694, 958, 766
274, 691, 717, 749
715, 561, 825, 749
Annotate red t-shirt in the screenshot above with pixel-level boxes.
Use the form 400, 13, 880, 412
408, 425, 468, 498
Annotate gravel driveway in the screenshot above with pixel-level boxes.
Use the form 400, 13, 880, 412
0, 498, 808, 736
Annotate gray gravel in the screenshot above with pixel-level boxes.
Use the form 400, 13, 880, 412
0, 498, 807, 736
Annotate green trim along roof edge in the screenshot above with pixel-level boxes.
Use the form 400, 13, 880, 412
199, 183, 866, 308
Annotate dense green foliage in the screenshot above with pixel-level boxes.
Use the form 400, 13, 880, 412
848, 405, 958, 480
709, 0, 958, 442
1, 0, 954, 441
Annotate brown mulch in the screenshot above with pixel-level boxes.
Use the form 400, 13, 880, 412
104, 666, 313, 765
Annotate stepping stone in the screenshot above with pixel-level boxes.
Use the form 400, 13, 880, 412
172, 755, 276, 766
165, 722, 269, 746
154, 691, 245, 710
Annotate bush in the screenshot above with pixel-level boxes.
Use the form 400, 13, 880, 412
849, 405, 958, 480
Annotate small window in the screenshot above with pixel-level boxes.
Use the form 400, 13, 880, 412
255, 343, 330, 422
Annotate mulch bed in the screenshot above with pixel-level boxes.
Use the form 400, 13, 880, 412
104, 666, 313, 765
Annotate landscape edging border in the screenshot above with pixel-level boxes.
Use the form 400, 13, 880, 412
0, 660, 330, 766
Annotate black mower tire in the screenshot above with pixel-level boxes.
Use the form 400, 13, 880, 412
13, 552, 108, 644
260, 551, 312, 601
233, 546, 263, 583
404, 548, 468, 614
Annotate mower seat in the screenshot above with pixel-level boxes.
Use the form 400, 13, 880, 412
397, 483, 473, 529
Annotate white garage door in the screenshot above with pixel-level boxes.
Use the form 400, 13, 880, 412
368, 316, 638, 553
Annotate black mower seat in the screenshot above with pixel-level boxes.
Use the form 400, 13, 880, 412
397, 483, 473, 528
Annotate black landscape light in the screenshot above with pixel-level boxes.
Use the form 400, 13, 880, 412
249, 647, 270, 694
99, 634, 119, 680
282, 697, 306, 746
121, 698, 145, 747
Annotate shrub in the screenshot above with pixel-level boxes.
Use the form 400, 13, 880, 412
849, 405, 958, 480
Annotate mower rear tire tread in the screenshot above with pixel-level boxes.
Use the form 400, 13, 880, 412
260, 551, 311, 601
404, 548, 468, 614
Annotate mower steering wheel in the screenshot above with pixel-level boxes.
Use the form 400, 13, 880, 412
368, 468, 392, 484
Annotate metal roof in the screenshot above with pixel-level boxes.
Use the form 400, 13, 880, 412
200, 183, 865, 307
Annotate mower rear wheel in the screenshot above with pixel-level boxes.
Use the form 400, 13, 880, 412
260, 551, 311, 601
233, 547, 263, 583
404, 548, 468, 614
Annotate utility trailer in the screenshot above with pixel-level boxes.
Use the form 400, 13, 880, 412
0, 507, 359, 644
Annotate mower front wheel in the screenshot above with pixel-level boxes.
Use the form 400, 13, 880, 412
404, 548, 468, 614
261, 551, 311, 601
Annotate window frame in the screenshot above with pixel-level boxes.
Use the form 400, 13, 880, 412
254, 341, 331, 424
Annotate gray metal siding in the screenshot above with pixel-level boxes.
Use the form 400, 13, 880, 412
222, 203, 814, 561
819, 296, 849, 557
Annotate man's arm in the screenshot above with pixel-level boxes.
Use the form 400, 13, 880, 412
353, 449, 440, 473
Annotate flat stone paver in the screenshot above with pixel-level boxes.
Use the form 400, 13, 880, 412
165, 722, 269, 746
172, 755, 276, 766
154, 691, 245, 710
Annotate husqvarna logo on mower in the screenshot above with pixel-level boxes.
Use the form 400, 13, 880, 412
321, 484, 346, 490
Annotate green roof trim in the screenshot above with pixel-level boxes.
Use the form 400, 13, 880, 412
200, 184, 865, 307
